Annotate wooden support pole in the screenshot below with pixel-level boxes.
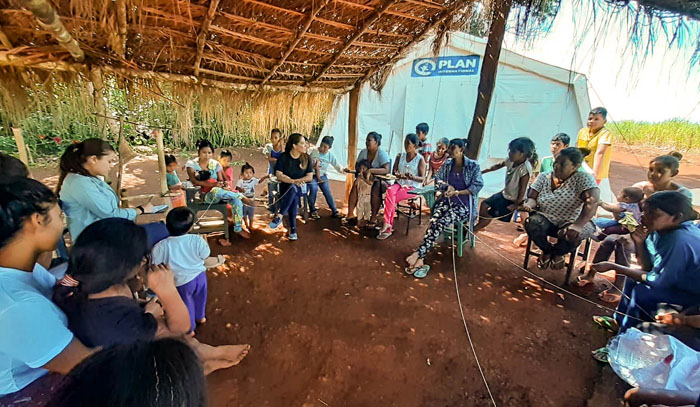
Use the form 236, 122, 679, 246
21, 0, 85, 62
12, 127, 30, 166
466, 0, 513, 159
89, 67, 110, 139
115, 0, 127, 58
193, 0, 221, 76
344, 86, 360, 202
153, 129, 171, 208
116, 116, 125, 196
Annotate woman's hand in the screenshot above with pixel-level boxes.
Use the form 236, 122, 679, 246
445, 185, 457, 198
590, 261, 616, 274
655, 311, 682, 326
145, 298, 164, 318
343, 168, 353, 174
242, 197, 254, 206
559, 224, 582, 242
631, 226, 649, 244
147, 264, 177, 296
293, 179, 306, 187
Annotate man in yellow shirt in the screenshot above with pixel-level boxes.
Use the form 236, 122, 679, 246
577, 107, 614, 202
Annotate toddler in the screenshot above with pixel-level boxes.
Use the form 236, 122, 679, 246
166, 154, 185, 207
219, 149, 234, 190
354, 160, 373, 228
263, 129, 284, 214
595, 186, 644, 238
195, 170, 249, 239
235, 162, 268, 231
152, 207, 210, 334
416, 122, 432, 161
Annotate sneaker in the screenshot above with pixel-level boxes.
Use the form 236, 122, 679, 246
268, 216, 283, 229
310, 211, 321, 220
288, 232, 298, 241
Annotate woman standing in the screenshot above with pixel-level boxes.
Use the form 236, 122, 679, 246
344, 132, 390, 225
520, 147, 599, 270
268, 133, 314, 241
405, 139, 483, 278
57, 139, 153, 239
377, 134, 425, 240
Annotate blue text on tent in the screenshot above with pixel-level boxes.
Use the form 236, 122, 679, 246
411, 55, 480, 77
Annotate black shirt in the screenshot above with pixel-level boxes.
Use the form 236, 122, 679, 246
59, 295, 158, 348
274, 152, 313, 180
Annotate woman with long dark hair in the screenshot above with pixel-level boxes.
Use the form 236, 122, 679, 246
57, 138, 153, 239
343, 132, 391, 225
268, 133, 314, 241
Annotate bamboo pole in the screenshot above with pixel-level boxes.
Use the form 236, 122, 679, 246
260, 0, 330, 85
89, 67, 110, 139
116, 116, 125, 196
153, 129, 171, 208
345, 86, 360, 203
20, 0, 84, 62
193, 0, 221, 77
308, 0, 399, 85
12, 128, 30, 166
466, 0, 513, 159
115, 0, 127, 58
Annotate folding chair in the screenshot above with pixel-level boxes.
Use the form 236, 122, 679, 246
523, 236, 593, 286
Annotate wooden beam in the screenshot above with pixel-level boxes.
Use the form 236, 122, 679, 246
360, 0, 472, 84
199, 67, 259, 82
403, 0, 446, 10
115, 0, 127, 58
89, 67, 110, 139
193, 0, 221, 76
333, 0, 428, 22
308, 0, 399, 84
153, 129, 171, 207
0, 27, 13, 49
261, 0, 330, 85
20, 0, 84, 62
466, 0, 513, 159
345, 86, 360, 203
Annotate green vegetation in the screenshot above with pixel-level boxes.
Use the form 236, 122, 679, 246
608, 119, 700, 153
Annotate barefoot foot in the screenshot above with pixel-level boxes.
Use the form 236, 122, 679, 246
197, 318, 207, 325
405, 252, 420, 268
218, 238, 232, 247
598, 289, 622, 303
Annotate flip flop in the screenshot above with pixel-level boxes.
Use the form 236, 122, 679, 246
598, 290, 622, 304
537, 256, 550, 270
413, 265, 431, 279
205, 255, 225, 269
591, 347, 609, 363
575, 275, 595, 287
592, 315, 619, 334
404, 266, 416, 275
377, 231, 392, 240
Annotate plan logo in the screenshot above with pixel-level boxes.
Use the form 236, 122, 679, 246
411, 55, 480, 77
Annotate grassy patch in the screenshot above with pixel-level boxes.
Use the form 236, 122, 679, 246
608, 119, 700, 153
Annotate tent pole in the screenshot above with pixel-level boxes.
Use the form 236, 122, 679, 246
466, 0, 513, 159
345, 86, 360, 203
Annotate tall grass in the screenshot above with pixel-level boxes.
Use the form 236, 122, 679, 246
608, 119, 700, 153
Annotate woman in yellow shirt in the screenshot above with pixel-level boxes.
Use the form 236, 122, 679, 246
576, 107, 614, 202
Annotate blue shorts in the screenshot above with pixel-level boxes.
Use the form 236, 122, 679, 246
243, 204, 254, 222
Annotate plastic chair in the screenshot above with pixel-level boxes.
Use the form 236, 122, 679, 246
523, 236, 593, 286
440, 193, 478, 257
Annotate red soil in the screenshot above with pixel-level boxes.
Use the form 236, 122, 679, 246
21, 144, 698, 407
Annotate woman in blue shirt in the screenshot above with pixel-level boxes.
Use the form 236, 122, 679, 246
591, 191, 700, 332
405, 139, 483, 278
57, 139, 153, 239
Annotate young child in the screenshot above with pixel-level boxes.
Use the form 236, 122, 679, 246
416, 122, 432, 162
537, 133, 569, 175
307, 136, 346, 219
54, 218, 249, 373
235, 162, 268, 232
195, 170, 250, 241
427, 137, 450, 181
165, 154, 186, 207
475, 137, 536, 233
151, 207, 210, 334
594, 186, 644, 239
219, 149, 234, 190
263, 129, 285, 214
354, 160, 373, 228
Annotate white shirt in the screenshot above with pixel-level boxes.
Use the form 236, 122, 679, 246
151, 235, 210, 287
0, 264, 73, 395
236, 178, 260, 198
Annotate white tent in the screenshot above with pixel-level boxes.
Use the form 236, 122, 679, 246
319, 31, 593, 199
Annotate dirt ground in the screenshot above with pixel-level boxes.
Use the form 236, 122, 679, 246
27, 145, 700, 407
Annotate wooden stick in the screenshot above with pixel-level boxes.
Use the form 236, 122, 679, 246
0, 27, 13, 49
89, 67, 110, 139
115, 0, 127, 58
308, 0, 399, 85
194, 0, 221, 76
116, 116, 125, 197
345, 87, 360, 203
333, 0, 429, 22
260, 0, 330, 85
153, 129, 172, 208
11, 127, 30, 166
20, 0, 84, 62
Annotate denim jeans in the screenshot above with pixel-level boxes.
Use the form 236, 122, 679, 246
308, 175, 338, 215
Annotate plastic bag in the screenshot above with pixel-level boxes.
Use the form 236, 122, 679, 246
607, 328, 700, 391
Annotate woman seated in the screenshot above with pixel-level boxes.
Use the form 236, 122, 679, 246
405, 139, 483, 278
520, 147, 599, 270
344, 132, 391, 225
57, 139, 154, 239
588, 191, 700, 334
185, 139, 248, 241
377, 133, 426, 240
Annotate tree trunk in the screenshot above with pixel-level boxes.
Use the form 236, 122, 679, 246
466, 0, 513, 159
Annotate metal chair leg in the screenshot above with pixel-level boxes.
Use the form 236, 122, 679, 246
524, 237, 532, 269
457, 222, 464, 257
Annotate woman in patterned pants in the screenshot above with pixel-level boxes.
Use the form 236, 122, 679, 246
405, 139, 483, 278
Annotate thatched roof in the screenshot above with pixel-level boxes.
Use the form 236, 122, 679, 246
0, 0, 478, 94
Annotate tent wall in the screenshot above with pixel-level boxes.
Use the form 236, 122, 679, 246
319, 33, 590, 198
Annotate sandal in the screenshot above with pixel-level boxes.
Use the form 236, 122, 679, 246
204, 255, 225, 269
598, 290, 622, 304
413, 265, 431, 279
550, 256, 566, 270
575, 275, 594, 287
591, 347, 609, 363
377, 231, 392, 240
592, 315, 619, 334
537, 256, 550, 270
